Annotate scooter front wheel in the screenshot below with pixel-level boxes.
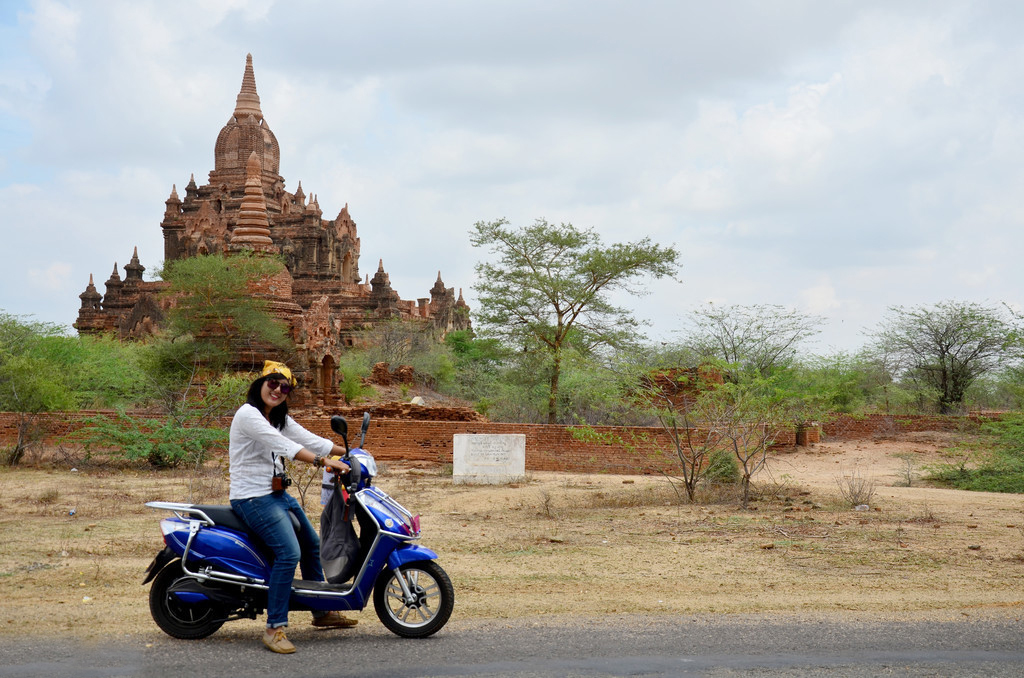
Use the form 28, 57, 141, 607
373, 560, 454, 638
149, 559, 225, 639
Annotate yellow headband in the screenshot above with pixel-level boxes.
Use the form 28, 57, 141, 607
261, 360, 296, 387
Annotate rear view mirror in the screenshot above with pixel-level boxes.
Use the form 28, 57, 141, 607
330, 415, 349, 449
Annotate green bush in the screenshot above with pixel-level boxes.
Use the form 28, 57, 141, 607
66, 411, 226, 468
336, 352, 375, 404
704, 448, 740, 484
926, 414, 1024, 494
928, 458, 1024, 493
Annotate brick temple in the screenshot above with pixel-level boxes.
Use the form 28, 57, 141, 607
75, 54, 470, 398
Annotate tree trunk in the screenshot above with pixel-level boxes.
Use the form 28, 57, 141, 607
7, 413, 30, 466
546, 349, 561, 425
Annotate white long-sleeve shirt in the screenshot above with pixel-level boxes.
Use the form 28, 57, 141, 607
228, 403, 335, 500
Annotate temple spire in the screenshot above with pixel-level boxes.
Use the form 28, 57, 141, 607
233, 53, 263, 121
79, 274, 101, 310
228, 151, 275, 252
165, 184, 182, 218
124, 246, 145, 282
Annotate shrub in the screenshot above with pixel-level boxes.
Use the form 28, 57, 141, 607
925, 414, 1024, 494
336, 353, 374, 404
835, 468, 876, 507
704, 448, 740, 484
66, 411, 226, 468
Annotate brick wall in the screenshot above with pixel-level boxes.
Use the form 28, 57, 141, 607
821, 413, 992, 441
0, 412, 683, 475
300, 419, 689, 475
0, 410, 990, 475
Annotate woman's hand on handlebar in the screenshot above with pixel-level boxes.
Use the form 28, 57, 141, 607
323, 457, 350, 474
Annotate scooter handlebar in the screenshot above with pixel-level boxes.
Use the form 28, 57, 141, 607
342, 452, 362, 493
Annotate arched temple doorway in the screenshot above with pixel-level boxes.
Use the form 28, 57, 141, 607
321, 354, 337, 406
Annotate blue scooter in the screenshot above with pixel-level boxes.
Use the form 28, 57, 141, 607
143, 413, 454, 639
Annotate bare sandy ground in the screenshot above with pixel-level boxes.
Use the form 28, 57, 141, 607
417, 431, 1024, 621
0, 431, 1021, 640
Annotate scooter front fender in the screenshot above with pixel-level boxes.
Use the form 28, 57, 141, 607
387, 543, 438, 570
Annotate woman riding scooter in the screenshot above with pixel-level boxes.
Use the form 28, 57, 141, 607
228, 360, 355, 654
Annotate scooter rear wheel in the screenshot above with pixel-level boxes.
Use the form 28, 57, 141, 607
149, 560, 225, 639
373, 560, 454, 638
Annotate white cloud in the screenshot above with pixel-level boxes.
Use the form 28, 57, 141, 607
29, 262, 72, 292
2, 0, 1024, 350
800, 277, 842, 315
28, 0, 81, 65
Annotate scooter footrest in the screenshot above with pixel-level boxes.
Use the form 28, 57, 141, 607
292, 578, 353, 594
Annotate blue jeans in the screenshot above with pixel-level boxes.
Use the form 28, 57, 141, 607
231, 491, 324, 628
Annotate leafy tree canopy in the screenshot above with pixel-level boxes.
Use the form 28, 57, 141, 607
868, 300, 1021, 414
155, 252, 293, 375
684, 303, 822, 379
471, 218, 680, 423
0, 313, 76, 413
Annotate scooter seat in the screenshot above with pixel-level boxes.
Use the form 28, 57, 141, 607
186, 505, 249, 533
187, 504, 301, 534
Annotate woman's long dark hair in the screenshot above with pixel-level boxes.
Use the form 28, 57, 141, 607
246, 375, 289, 430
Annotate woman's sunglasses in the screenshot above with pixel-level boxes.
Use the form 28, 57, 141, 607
266, 380, 293, 395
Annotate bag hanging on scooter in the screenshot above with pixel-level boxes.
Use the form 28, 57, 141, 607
320, 484, 360, 584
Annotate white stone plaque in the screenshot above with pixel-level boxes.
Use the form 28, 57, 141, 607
452, 434, 526, 485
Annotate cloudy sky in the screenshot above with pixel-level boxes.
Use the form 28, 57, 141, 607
2, 0, 1022, 354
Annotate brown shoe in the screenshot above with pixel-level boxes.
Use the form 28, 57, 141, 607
263, 628, 296, 654
312, 611, 358, 628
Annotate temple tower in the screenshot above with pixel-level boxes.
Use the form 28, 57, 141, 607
210, 53, 282, 203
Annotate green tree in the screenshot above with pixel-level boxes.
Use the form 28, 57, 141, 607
67, 410, 227, 468
67, 253, 299, 469
621, 340, 811, 505
360, 317, 431, 368
34, 333, 150, 409
555, 349, 637, 425
0, 314, 75, 464
627, 359, 725, 502
868, 301, 1019, 414
65, 371, 246, 469
704, 378, 798, 509
141, 252, 294, 413
157, 252, 293, 374
685, 303, 822, 380
0, 312, 160, 464
973, 366, 1024, 410
785, 353, 867, 414
471, 218, 680, 424
362, 318, 458, 390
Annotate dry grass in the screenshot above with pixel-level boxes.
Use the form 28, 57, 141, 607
2, 436, 1024, 641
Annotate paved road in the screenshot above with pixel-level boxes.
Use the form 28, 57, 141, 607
1, 614, 1022, 677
